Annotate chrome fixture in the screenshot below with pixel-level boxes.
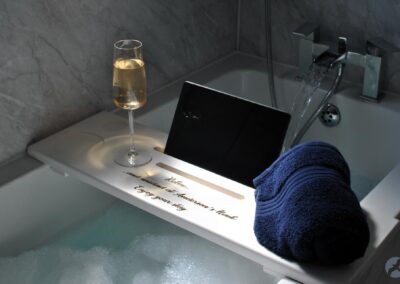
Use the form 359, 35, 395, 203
292, 23, 329, 76
320, 40, 385, 102
293, 22, 389, 102
313, 37, 348, 70
362, 41, 385, 102
319, 103, 341, 127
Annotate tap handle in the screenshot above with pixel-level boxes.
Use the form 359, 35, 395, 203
338, 37, 347, 54
292, 22, 319, 41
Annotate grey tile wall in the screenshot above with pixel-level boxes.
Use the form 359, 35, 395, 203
239, 0, 400, 95
0, 0, 237, 164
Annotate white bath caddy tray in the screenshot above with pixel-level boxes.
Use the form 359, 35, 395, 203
29, 111, 400, 284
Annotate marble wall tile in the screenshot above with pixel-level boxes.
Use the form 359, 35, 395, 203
239, 0, 400, 95
0, 0, 237, 164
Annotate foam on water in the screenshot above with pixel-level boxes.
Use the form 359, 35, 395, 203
0, 202, 278, 284
0, 171, 376, 283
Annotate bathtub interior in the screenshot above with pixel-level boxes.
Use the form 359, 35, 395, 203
1, 53, 399, 283
0, 159, 116, 257
0, 165, 278, 284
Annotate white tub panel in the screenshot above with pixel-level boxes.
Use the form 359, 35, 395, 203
0, 161, 115, 256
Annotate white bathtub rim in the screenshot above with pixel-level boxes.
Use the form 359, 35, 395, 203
0, 154, 44, 190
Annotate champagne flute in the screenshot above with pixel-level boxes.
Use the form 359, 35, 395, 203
112, 39, 151, 167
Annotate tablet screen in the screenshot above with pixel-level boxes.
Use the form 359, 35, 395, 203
165, 81, 291, 187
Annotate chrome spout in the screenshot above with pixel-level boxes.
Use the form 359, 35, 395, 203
292, 23, 329, 77
313, 37, 348, 70
314, 52, 347, 70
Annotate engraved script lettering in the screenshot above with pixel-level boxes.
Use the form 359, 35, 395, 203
216, 210, 238, 220
175, 193, 209, 209
165, 177, 187, 188
152, 195, 171, 204
142, 177, 168, 190
126, 172, 237, 220
173, 203, 186, 211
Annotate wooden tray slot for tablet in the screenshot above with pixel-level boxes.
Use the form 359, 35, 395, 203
156, 162, 244, 200
154, 146, 165, 153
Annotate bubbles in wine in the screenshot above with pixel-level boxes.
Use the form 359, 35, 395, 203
113, 58, 147, 110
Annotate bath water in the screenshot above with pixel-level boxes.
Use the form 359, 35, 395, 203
351, 170, 379, 201
0, 166, 377, 283
0, 201, 278, 284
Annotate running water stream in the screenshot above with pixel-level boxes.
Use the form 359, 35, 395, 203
282, 64, 329, 151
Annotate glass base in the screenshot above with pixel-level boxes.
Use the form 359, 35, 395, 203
114, 146, 152, 167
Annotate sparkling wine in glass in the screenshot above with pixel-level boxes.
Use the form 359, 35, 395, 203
113, 39, 151, 167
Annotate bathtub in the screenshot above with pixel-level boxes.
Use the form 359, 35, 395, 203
1, 52, 400, 284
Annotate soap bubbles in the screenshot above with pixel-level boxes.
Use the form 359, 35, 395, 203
0, 202, 278, 284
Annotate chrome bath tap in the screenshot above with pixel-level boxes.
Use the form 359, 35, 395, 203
313, 37, 348, 70
322, 40, 387, 102
292, 23, 329, 76
293, 23, 389, 102
361, 41, 386, 102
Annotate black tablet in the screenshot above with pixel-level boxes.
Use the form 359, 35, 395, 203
164, 81, 291, 187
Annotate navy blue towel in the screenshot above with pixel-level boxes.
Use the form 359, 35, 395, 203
253, 141, 369, 265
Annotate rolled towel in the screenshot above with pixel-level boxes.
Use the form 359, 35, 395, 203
253, 141, 369, 265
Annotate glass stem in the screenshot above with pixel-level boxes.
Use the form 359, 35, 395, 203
128, 110, 136, 155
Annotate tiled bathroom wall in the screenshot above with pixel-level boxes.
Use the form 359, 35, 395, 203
239, 0, 400, 95
0, 0, 237, 164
